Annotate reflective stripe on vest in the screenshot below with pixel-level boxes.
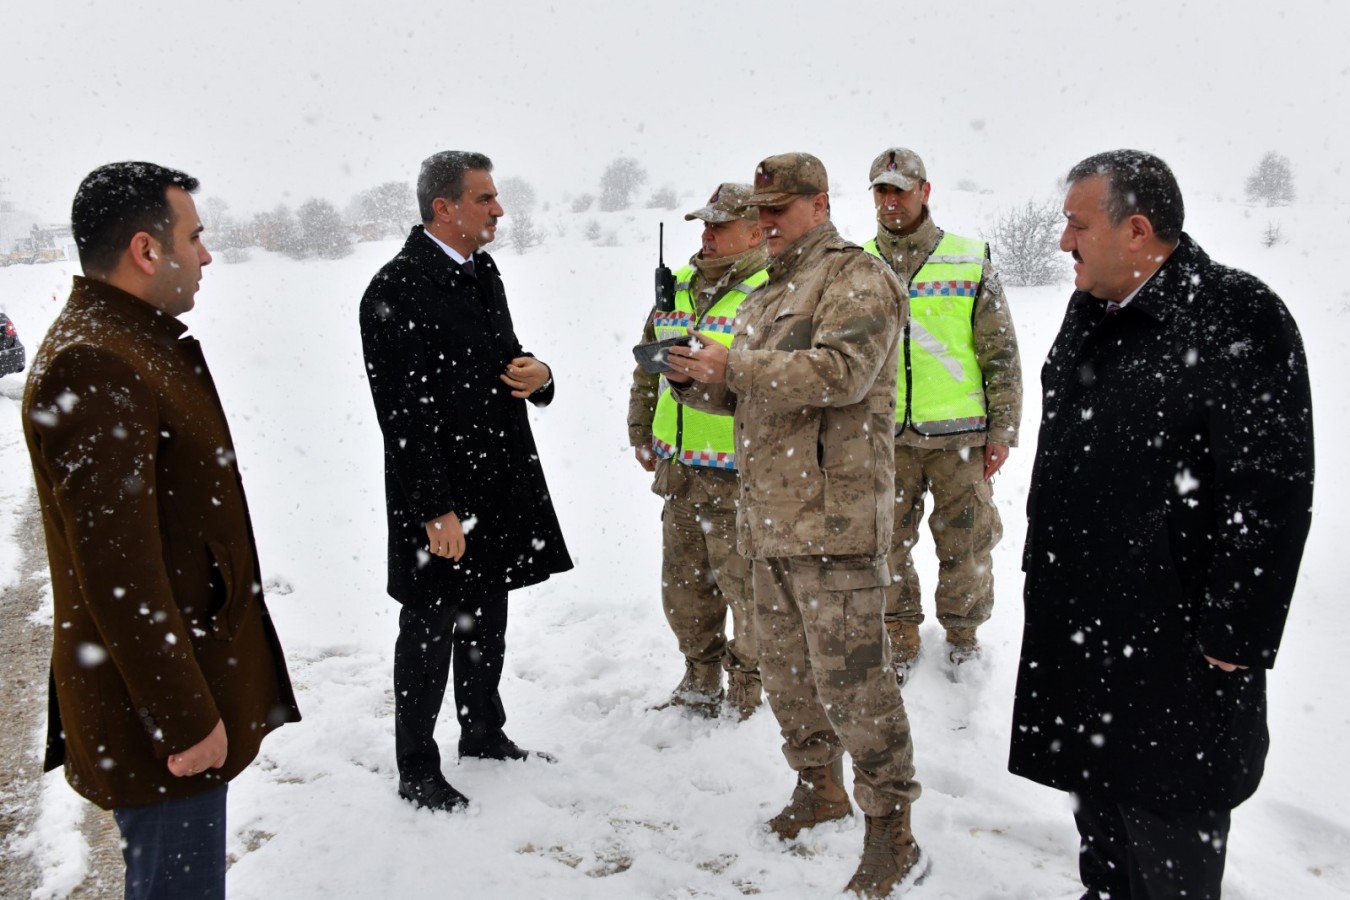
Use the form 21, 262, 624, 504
865, 233, 988, 435
650, 265, 768, 468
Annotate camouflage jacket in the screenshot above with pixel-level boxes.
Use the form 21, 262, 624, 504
675, 222, 906, 559
871, 211, 1023, 450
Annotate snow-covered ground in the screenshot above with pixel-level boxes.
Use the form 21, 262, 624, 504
1, 190, 1346, 899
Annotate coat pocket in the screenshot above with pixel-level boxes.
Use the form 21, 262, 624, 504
769, 310, 816, 352
205, 540, 249, 641
818, 558, 890, 591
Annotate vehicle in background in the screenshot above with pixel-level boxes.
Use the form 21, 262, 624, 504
1, 312, 25, 375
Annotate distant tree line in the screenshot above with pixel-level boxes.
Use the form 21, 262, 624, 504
199, 157, 672, 262
204, 181, 420, 262
201, 151, 1305, 272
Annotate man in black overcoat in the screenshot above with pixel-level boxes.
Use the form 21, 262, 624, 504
359, 151, 573, 813
1010, 150, 1314, 899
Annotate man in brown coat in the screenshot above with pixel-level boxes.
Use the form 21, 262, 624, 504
22, 162, 300, 900
667, 153, 926, 898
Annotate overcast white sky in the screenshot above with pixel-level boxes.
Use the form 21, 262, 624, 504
2, 0, 1345, 222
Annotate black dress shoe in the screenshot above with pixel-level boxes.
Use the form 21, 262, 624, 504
458, 736, 558, 764
398, 776, 470, 812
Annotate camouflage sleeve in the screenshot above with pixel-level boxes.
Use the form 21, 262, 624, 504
725, 255, 902, 408
669, 379, 737, 415
974, 255, 1023, 447
627, 312, 660, 447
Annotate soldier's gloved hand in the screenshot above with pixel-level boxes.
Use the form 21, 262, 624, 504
635, 446, 657, 472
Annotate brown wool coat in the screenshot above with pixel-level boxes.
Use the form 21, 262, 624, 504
23, 277, 300, 809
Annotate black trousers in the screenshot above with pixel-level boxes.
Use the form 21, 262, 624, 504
1073, 796, 1231, 900
394, 592, 508, 781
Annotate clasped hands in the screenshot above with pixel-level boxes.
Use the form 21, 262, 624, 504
500, 356, 551, 398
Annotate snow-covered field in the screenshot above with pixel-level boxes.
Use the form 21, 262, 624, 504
1, 190, 1346, 899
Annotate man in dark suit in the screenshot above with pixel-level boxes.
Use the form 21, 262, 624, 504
23, 162, 300, 900
359, 151, 573, 813
1010, 150, 1314, 899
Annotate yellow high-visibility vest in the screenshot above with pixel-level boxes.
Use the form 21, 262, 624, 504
649, 265, 767, 468
865, 232, 988, 435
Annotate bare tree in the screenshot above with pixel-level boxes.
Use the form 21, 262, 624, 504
355, 181, 417, 237
506, 211, 545, 254
1245, 152, 1295, 206
298, 198, 353, 259
200, 196, 232, 231
570, 193, 595, 213
646, 186, 678, 210
253, 205, 306, 258
496, 176, 538, 215
599, 157, 647, 212
983, 199, 1065, 287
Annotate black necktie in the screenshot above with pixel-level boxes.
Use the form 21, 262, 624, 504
461, 258, 476, 278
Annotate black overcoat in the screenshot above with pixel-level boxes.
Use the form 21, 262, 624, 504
1009, 235, 1313, 811
359, 227, 572, 606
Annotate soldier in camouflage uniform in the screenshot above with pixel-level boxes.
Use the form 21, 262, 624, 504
862, 148, 1022, 678
628, 183, 769, 720
667, 153, 926, 898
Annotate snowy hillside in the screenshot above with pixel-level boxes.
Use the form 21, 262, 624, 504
1, 191, 1346, 899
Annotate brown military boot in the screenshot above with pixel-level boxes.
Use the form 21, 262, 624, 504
657, 660, 723, 717
886, 620, 921, 683
766, 758, 854, 840
844, 807, 928, 897
945, 627, 980, 666
725, 670, 762, 722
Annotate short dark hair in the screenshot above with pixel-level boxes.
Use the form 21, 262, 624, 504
71, 162, 200, 275
1066, 150, 1184, 243
417, 151, 493, 222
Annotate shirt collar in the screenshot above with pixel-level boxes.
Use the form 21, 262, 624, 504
422, 228, 470, 266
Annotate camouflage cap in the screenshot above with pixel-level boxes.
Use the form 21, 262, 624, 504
684, 183, 759, 223
746, 153, 829, 207
869, 148, 927, 190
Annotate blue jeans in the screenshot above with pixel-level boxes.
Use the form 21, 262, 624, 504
113, 785, 228, 900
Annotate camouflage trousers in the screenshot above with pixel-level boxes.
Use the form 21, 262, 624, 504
662, 492, 756, 673
884, 444, 1002, 630
754, 556, 921, 815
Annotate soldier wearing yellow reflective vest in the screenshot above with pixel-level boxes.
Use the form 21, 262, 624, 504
863, 148, 1023, 678
627, 183, 768, 719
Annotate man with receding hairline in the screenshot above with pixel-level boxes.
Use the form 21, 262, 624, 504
23, 161, 300, 900
1011, 149, 1314, 899
360, 150, 572, 815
